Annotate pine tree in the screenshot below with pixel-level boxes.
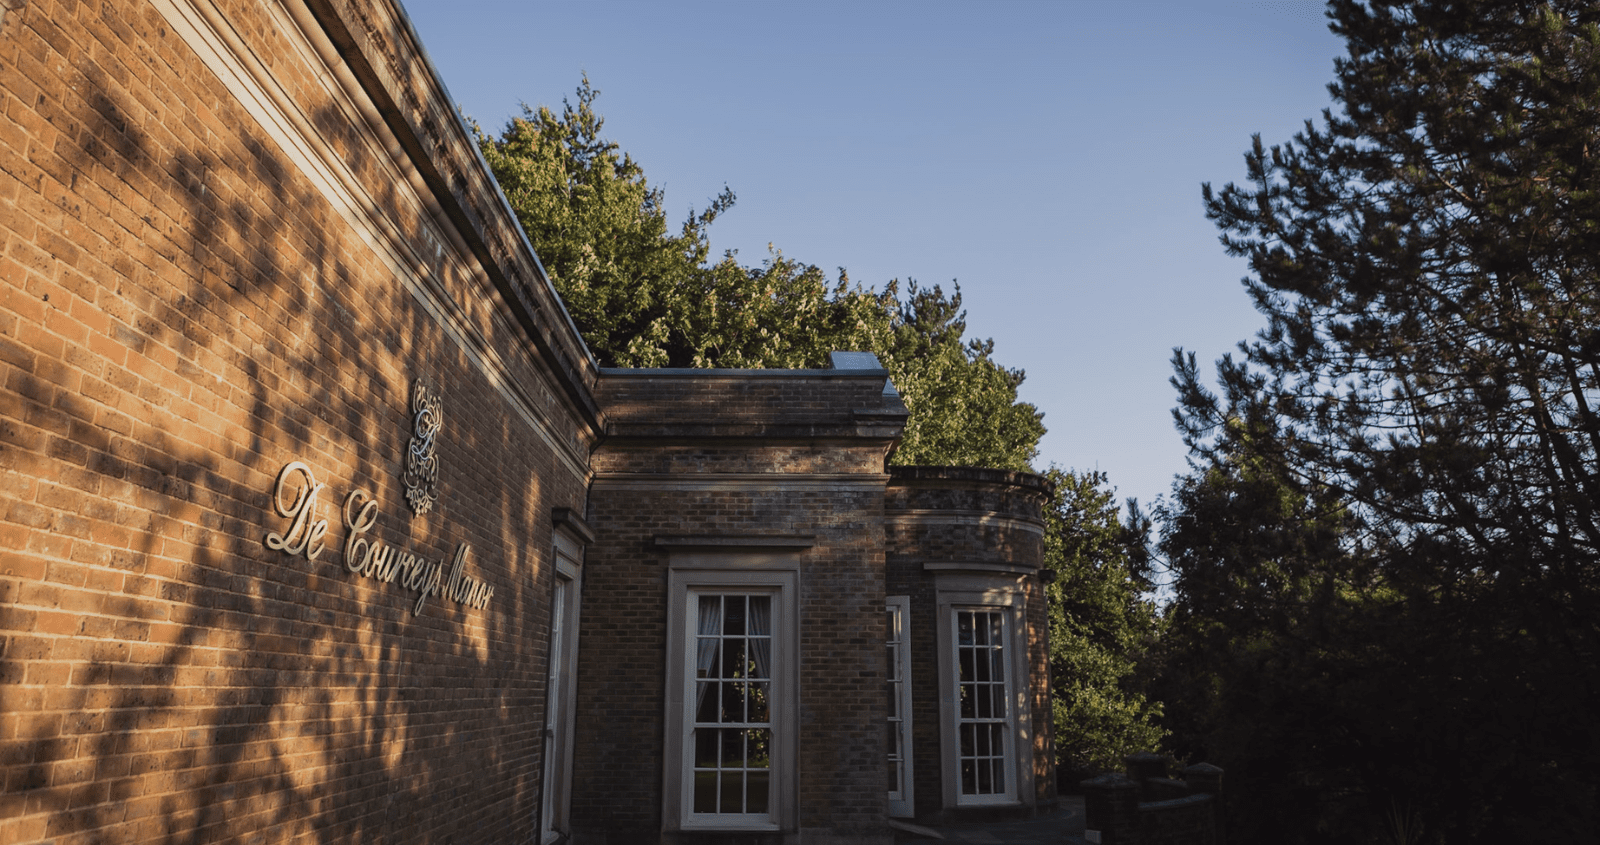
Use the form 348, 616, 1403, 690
1164, 1, 1600, 840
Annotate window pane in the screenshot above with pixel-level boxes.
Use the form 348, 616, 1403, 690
748, 728, 771, 768
696, 640, 719, 679
694, 770, 717, 813
958, 612, 974, 646
748, 637, 771, 681
748, 682, 770, 723
721, 638, 746, 680
720, 681, 743, 724
696, 682, 719, 723
695, 729, 719, 768
991, 648, 1006, 683
699, 595, 721, 623
747, 770, 770, 814
748, 596, 771, 635
719, 771, 745, 813
725, 596, 746, 635
721, 728, 744, 766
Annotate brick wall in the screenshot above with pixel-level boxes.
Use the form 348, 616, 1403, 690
0, 0, 592, 842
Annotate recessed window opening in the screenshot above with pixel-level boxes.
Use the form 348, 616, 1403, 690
955, 609, 1011, 798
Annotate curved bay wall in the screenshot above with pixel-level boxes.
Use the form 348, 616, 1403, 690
885, 466, 1056, 822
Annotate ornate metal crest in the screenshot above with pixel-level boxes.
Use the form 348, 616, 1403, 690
403, 378, 442, 516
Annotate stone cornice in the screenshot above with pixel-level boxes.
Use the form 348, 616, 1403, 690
601, 423, 908, 441
654, 535, 817, 551
591, 473, 891, 493
921, 561, 1041, 576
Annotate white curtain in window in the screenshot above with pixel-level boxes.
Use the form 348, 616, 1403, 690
748, 596, 771, 681
695, 595, 722, 712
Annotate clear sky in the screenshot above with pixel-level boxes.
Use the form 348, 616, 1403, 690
397, 0, 1346, 515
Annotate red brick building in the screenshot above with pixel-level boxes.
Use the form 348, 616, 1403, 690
0, 1, 1057, 842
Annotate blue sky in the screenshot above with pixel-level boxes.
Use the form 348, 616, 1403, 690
398, 0, 1345, 514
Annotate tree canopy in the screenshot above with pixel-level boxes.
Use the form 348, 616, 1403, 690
1043, 470, 1164, 775
474, 78, 1044, 470
1159, 1, 1600, 841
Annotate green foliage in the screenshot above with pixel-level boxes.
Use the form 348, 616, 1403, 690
474, 76, 709, 367
880, 281, 1045, 471
1161, 1, 1600, 841
1043, 469, 1164, 774
475, 79, 1043, 471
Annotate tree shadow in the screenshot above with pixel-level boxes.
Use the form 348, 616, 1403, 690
1, 5, 569, 842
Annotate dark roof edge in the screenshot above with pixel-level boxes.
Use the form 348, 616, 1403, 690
599, 367, 890, 379
888, 465, 1056, 496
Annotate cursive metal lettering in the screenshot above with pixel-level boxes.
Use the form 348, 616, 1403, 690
265, 461, 328, 561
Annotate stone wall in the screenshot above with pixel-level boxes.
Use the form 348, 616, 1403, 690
1083, 757, 1224, 845
0, 0, 593, 841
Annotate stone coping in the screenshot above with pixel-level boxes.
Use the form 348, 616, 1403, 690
889, 465, 1056, 495
598, 367, 890, 378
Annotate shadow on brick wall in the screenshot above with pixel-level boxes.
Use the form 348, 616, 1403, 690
1, 10, 564, 839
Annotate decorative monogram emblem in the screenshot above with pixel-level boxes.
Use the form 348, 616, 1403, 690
404, 378, 442, 516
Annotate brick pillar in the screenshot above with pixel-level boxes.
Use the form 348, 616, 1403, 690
1124, 751, 1168, 789
1081, 773, 1139, 845
1182, 763, 1224, 845
1182, 762, 1222, 795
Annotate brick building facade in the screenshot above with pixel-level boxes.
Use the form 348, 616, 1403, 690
0, 1, 1057, 843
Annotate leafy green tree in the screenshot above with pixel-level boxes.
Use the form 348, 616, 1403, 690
1042, 469, 1164, 775
476, 80, 1044, 469
1162, 1, 1600, 841
880, 281, 1045, 471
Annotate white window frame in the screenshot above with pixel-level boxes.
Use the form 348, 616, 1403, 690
886, 595, 915, 818
662, 552, 799, 833
932, 571, 1034, 809
541, 532, 584, 844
